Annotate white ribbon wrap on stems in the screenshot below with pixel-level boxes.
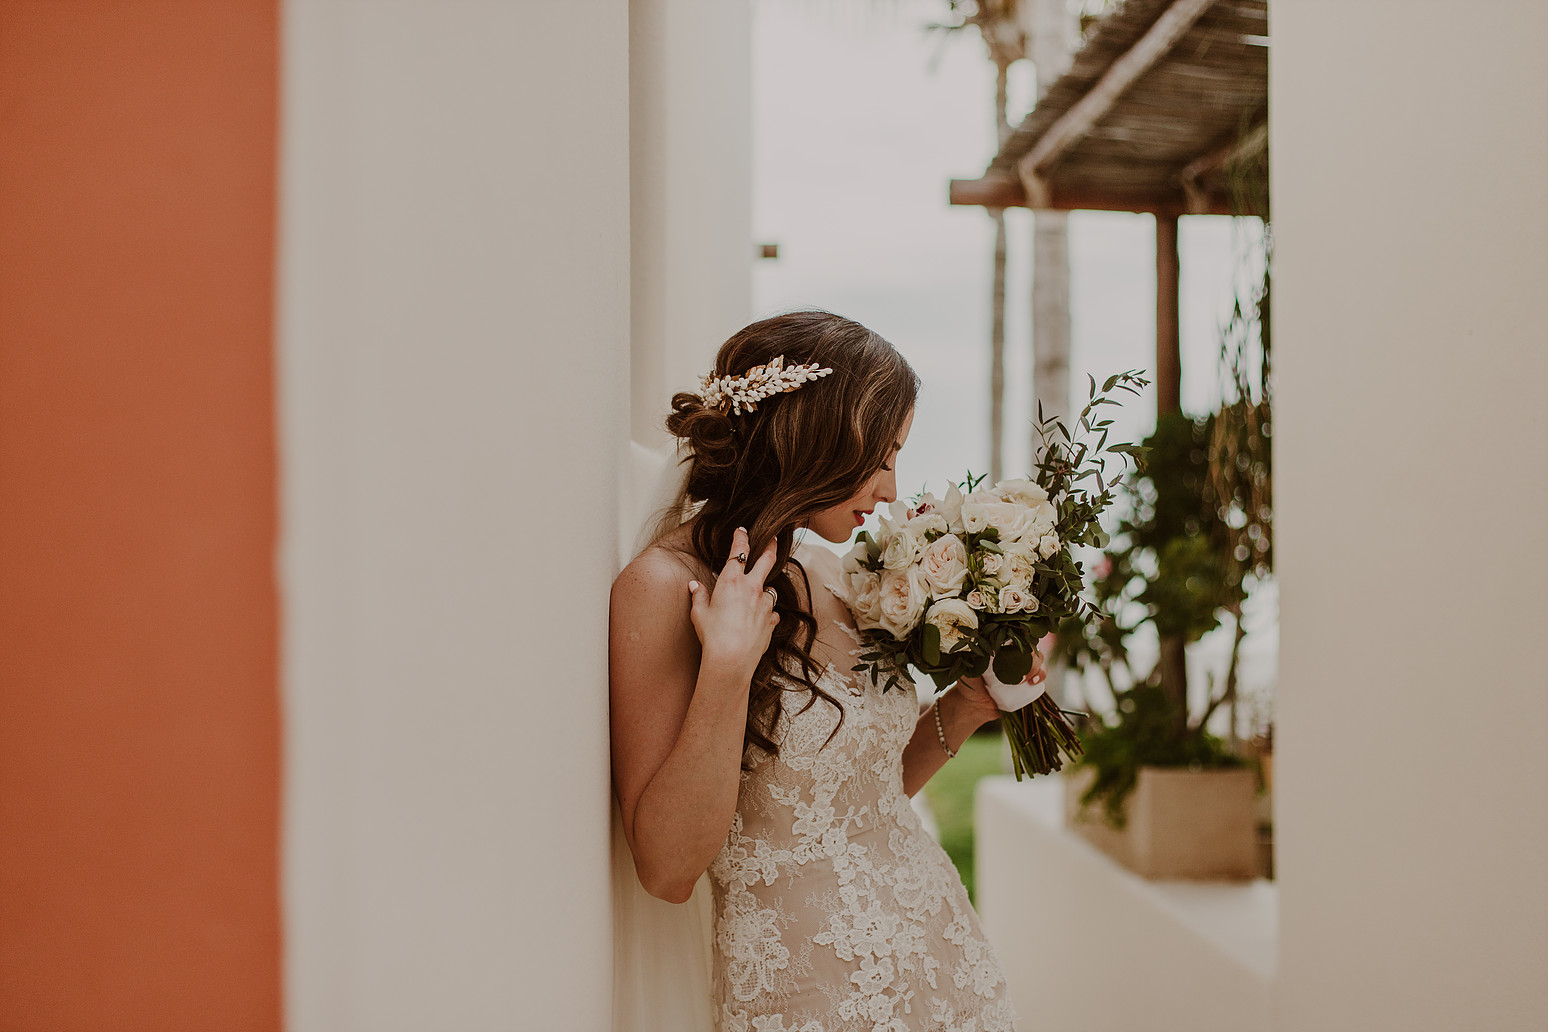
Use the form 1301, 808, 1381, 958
982, 661, 1047, 712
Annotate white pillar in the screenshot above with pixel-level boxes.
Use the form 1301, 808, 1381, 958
278, 2, 628, 1028
1272, 3, 1548, 1029
629, 0, 754, 449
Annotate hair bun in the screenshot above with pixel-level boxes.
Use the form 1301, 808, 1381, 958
666, 390, 737, 497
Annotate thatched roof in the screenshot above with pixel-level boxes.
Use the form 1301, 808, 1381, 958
951, 0, 1268, 217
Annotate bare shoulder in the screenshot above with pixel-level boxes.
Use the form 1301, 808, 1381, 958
613, 546, 695, 623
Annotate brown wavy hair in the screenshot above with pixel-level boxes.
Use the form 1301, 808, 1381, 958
653, 309, 919, 763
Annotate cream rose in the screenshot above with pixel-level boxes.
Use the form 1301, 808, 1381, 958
916, 482, 965, 534
964, 587, 990, 611
907, 511, 949, 538
996, 585, 1040, 613
1002, 541, 1037, 589
924, 597, 979, 653
1027, 500, 1058, 537
919, 533, 969, 595
958, 489, 1000, 534
876, 566, 931, 639
880, 525, 926, 571
838, 567, 885, 630
979, 551, 1005, 577
993, 477, 1050, 506
962, 494, 1044, 544
1037, 531, 1061, 560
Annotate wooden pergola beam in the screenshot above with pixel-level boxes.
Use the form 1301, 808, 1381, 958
1014, 0, 1221, 203
949, 175, 1239, 217
1179, 120, 1268, 213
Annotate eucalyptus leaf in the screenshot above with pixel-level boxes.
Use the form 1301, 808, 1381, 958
993, 647, 1034, 684
922, 622, 941, 666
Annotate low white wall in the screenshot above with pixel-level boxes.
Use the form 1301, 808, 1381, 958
278, 2, 628, 1028
1272, 2, 1548, 1029
976, 776, 1274, 1032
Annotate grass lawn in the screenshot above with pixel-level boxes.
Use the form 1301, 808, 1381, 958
921, 730, 1009, 904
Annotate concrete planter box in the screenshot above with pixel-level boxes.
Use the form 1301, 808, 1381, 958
1064, 764, 1259, 880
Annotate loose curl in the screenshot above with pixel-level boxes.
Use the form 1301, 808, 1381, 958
649, 309, 920, 764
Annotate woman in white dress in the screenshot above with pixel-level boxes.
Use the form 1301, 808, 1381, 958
610, 310, 1046, 1032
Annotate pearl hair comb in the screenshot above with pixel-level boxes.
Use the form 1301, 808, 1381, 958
697, 354, 834, 415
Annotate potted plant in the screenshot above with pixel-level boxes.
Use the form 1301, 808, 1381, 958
1053, 227, 1273, 879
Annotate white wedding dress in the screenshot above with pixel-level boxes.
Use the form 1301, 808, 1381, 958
614, 441, 1018, 1032
706, 609, 1019, 1032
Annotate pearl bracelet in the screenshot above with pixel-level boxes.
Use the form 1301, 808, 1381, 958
932, 698, 956, 759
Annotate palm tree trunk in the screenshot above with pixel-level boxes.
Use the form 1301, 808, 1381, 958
988, 60, 1010, 485
1158, 635, 1190, 739
990, 211, 1006, 484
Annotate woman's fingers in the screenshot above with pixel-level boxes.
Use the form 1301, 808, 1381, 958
747, 532, 780, 583
721, 526, 751, 578
1027, 650, 1047, 684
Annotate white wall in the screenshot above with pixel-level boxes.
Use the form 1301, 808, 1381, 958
630, 0, 754, 448
978, 778, 1274, 1032
278, 2, 628, 1028
1271, 3, 1548, 1029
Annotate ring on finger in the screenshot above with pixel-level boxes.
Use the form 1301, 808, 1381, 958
732, 551, 749, 563
764, 587, 778, 601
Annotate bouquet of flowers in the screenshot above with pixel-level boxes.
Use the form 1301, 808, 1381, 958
833, 370, 1151, 779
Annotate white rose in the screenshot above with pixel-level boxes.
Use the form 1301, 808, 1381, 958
908, 511, 949, 538
876, 566, 931, 639
998, 585, 1035, 613
837, 567, 884, 629
924, 598, 979, 653
1026, 500, 1058, 538
1037, 532, 1061, 559
841, 538, 870, 572
958, 489, 1000, 534
994, 477, 1050, 506
964, 587, 989, 611
919, 533, 969, 595
959, 494, 1040, 544
916, 482, 965, 535
880, 524, 926, 570
979, 551, 1004, 577
999, 539, 1035, 580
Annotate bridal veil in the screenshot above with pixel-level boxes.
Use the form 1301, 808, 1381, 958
611, 437, 717, 1032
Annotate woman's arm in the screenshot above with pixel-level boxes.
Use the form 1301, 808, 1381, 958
609, 530, 780, 904
899, 655, 1048, 797
900, 680, 1000, 798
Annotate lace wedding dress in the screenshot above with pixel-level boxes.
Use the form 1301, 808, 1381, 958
706, 604, 1020, 1032
614, 440, 1018, 1031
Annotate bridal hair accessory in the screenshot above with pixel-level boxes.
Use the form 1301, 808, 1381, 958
698, 354, 834, 416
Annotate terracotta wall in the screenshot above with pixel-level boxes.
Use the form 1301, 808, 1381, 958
0, 2, 281, 1028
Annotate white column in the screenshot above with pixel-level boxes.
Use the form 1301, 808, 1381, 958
278, 2, 628, 1029
629, 0, 754, 449
1272, 3, 1548, 1029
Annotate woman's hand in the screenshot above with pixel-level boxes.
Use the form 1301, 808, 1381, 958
687, 526, 781, 679
953, 648, 1049, 726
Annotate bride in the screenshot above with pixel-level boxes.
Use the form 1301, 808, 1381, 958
609, 310, 1046, 1031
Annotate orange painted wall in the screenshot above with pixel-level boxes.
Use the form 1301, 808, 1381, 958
0, 3, 281, 1029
